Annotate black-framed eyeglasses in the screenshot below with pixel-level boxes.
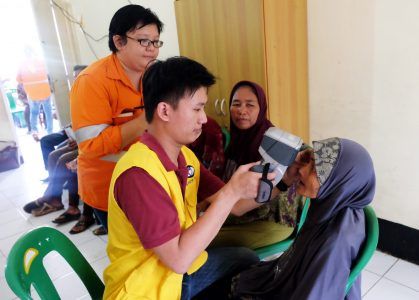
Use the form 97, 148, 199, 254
126, 36, 164, 48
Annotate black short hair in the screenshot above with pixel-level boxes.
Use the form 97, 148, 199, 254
108, 4, 163, 53
142, 56, 216, 123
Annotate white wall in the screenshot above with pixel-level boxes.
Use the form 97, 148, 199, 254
308, 0, 419, 229
67, 0, 180, 64
0, 92, 16, 141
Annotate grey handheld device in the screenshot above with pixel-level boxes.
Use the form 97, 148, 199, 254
251, 127, 303, 203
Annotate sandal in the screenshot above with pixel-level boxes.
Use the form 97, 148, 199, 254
52, 211, 81, 225
23, 199, 45, 214
93, 226, 107, 236
32, 202, 64, 217
69, 217, 96, 234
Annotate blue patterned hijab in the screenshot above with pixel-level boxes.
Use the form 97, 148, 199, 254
232, 138, 376, 300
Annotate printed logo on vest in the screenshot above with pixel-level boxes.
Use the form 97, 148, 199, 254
187, 165, 195, 178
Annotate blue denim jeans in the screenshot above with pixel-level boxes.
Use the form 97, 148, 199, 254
181, 247, 259, 300
29, 96, 53, 134
93, 208, 108, 230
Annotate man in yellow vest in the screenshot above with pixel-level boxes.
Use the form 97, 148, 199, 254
104, 57, 275, 299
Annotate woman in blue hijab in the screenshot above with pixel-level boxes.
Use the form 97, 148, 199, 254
231, 138, 376, 300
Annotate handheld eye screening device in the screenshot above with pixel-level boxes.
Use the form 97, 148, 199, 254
251, 127, 303, 203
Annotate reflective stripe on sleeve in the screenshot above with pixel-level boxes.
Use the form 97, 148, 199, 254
101, 151, 127, 162
74, 124, 110, 144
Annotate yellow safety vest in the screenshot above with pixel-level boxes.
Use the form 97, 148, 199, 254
104, 142, 208, 299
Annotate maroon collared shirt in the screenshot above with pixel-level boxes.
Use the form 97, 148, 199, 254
114, 132, 224, 249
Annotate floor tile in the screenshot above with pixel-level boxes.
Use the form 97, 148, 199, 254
0, 231, 31, 257
385, 259, 419, 291
43, 252, 74, 281
0, 208, 27, 226
0, 277, 18, 300
365, 251, 398, 276
0, 252, 5, 279
53, 272, 89, 300
363, 277, 419, 300
90, 256, 110, 281
0, 218, 34, 240
0, 194, 14, 212
54, 221, 97, 247
361, 270, 381, 296
26, 210, 64, 227
77, 237, 107, 262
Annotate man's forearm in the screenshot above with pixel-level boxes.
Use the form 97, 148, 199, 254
154, 187, 239, 274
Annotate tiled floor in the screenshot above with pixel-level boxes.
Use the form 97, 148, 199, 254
1, 126, 419, 299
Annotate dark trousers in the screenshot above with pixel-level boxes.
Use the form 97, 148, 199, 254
40, 130, 68, 170
44, 149, 79, 207
93, 209, 108, 230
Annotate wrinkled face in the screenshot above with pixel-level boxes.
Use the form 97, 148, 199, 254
167, 87, 208, 145
230, 86, 260, 130
295, 149, 321, 198
115, 24, 160, 73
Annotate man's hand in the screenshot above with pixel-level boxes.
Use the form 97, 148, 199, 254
228, 162, 276, 202
68, 138, 77, 150
66, 158, 78, 172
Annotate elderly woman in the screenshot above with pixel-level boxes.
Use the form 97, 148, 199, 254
231, 138, 376, 300
209, 81, 303, 249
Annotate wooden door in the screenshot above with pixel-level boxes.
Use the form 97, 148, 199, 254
212, 0, 267, 129
263, 0, 309, 142
175, 0, 222, 124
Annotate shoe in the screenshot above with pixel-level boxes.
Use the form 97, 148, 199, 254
69, 216, 96, 234
93, 226, 107, 236
32, 202, 64, 217
52, 211, 81, 225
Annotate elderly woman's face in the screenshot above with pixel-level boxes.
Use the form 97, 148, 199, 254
230, 86, 260, 130
295, 149, 320, 198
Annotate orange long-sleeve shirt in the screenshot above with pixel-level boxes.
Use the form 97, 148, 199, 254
70, 54, 143, 211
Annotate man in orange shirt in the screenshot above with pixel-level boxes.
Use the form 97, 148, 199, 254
16, 46, 53, 140
70, 4, 163, 233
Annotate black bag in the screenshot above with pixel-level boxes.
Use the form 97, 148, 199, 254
0, 141, 20, 172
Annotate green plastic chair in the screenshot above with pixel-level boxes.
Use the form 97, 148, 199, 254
345, 205, 379, 294
5, 227, 104, 300
255, 197, 311, 259
221, 127, 231, 151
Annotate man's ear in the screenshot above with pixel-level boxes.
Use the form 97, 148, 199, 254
113, 35, 126, 51
156, 102, 171, 122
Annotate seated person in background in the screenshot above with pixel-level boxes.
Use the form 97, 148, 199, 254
23, 147, 80, 220
40, 129, 77, 182
39, 65, 87, 181
210, 80, 302, 249
188, 115, 225, 178
231, 138, 376, 300
104, 57, 274, 300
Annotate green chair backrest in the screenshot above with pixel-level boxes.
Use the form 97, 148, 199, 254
221, 127, 231, 151
255, 197, 311, 259
5, 227, 104, 300
6, 92, 17, 110
345, 205, 379, 295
